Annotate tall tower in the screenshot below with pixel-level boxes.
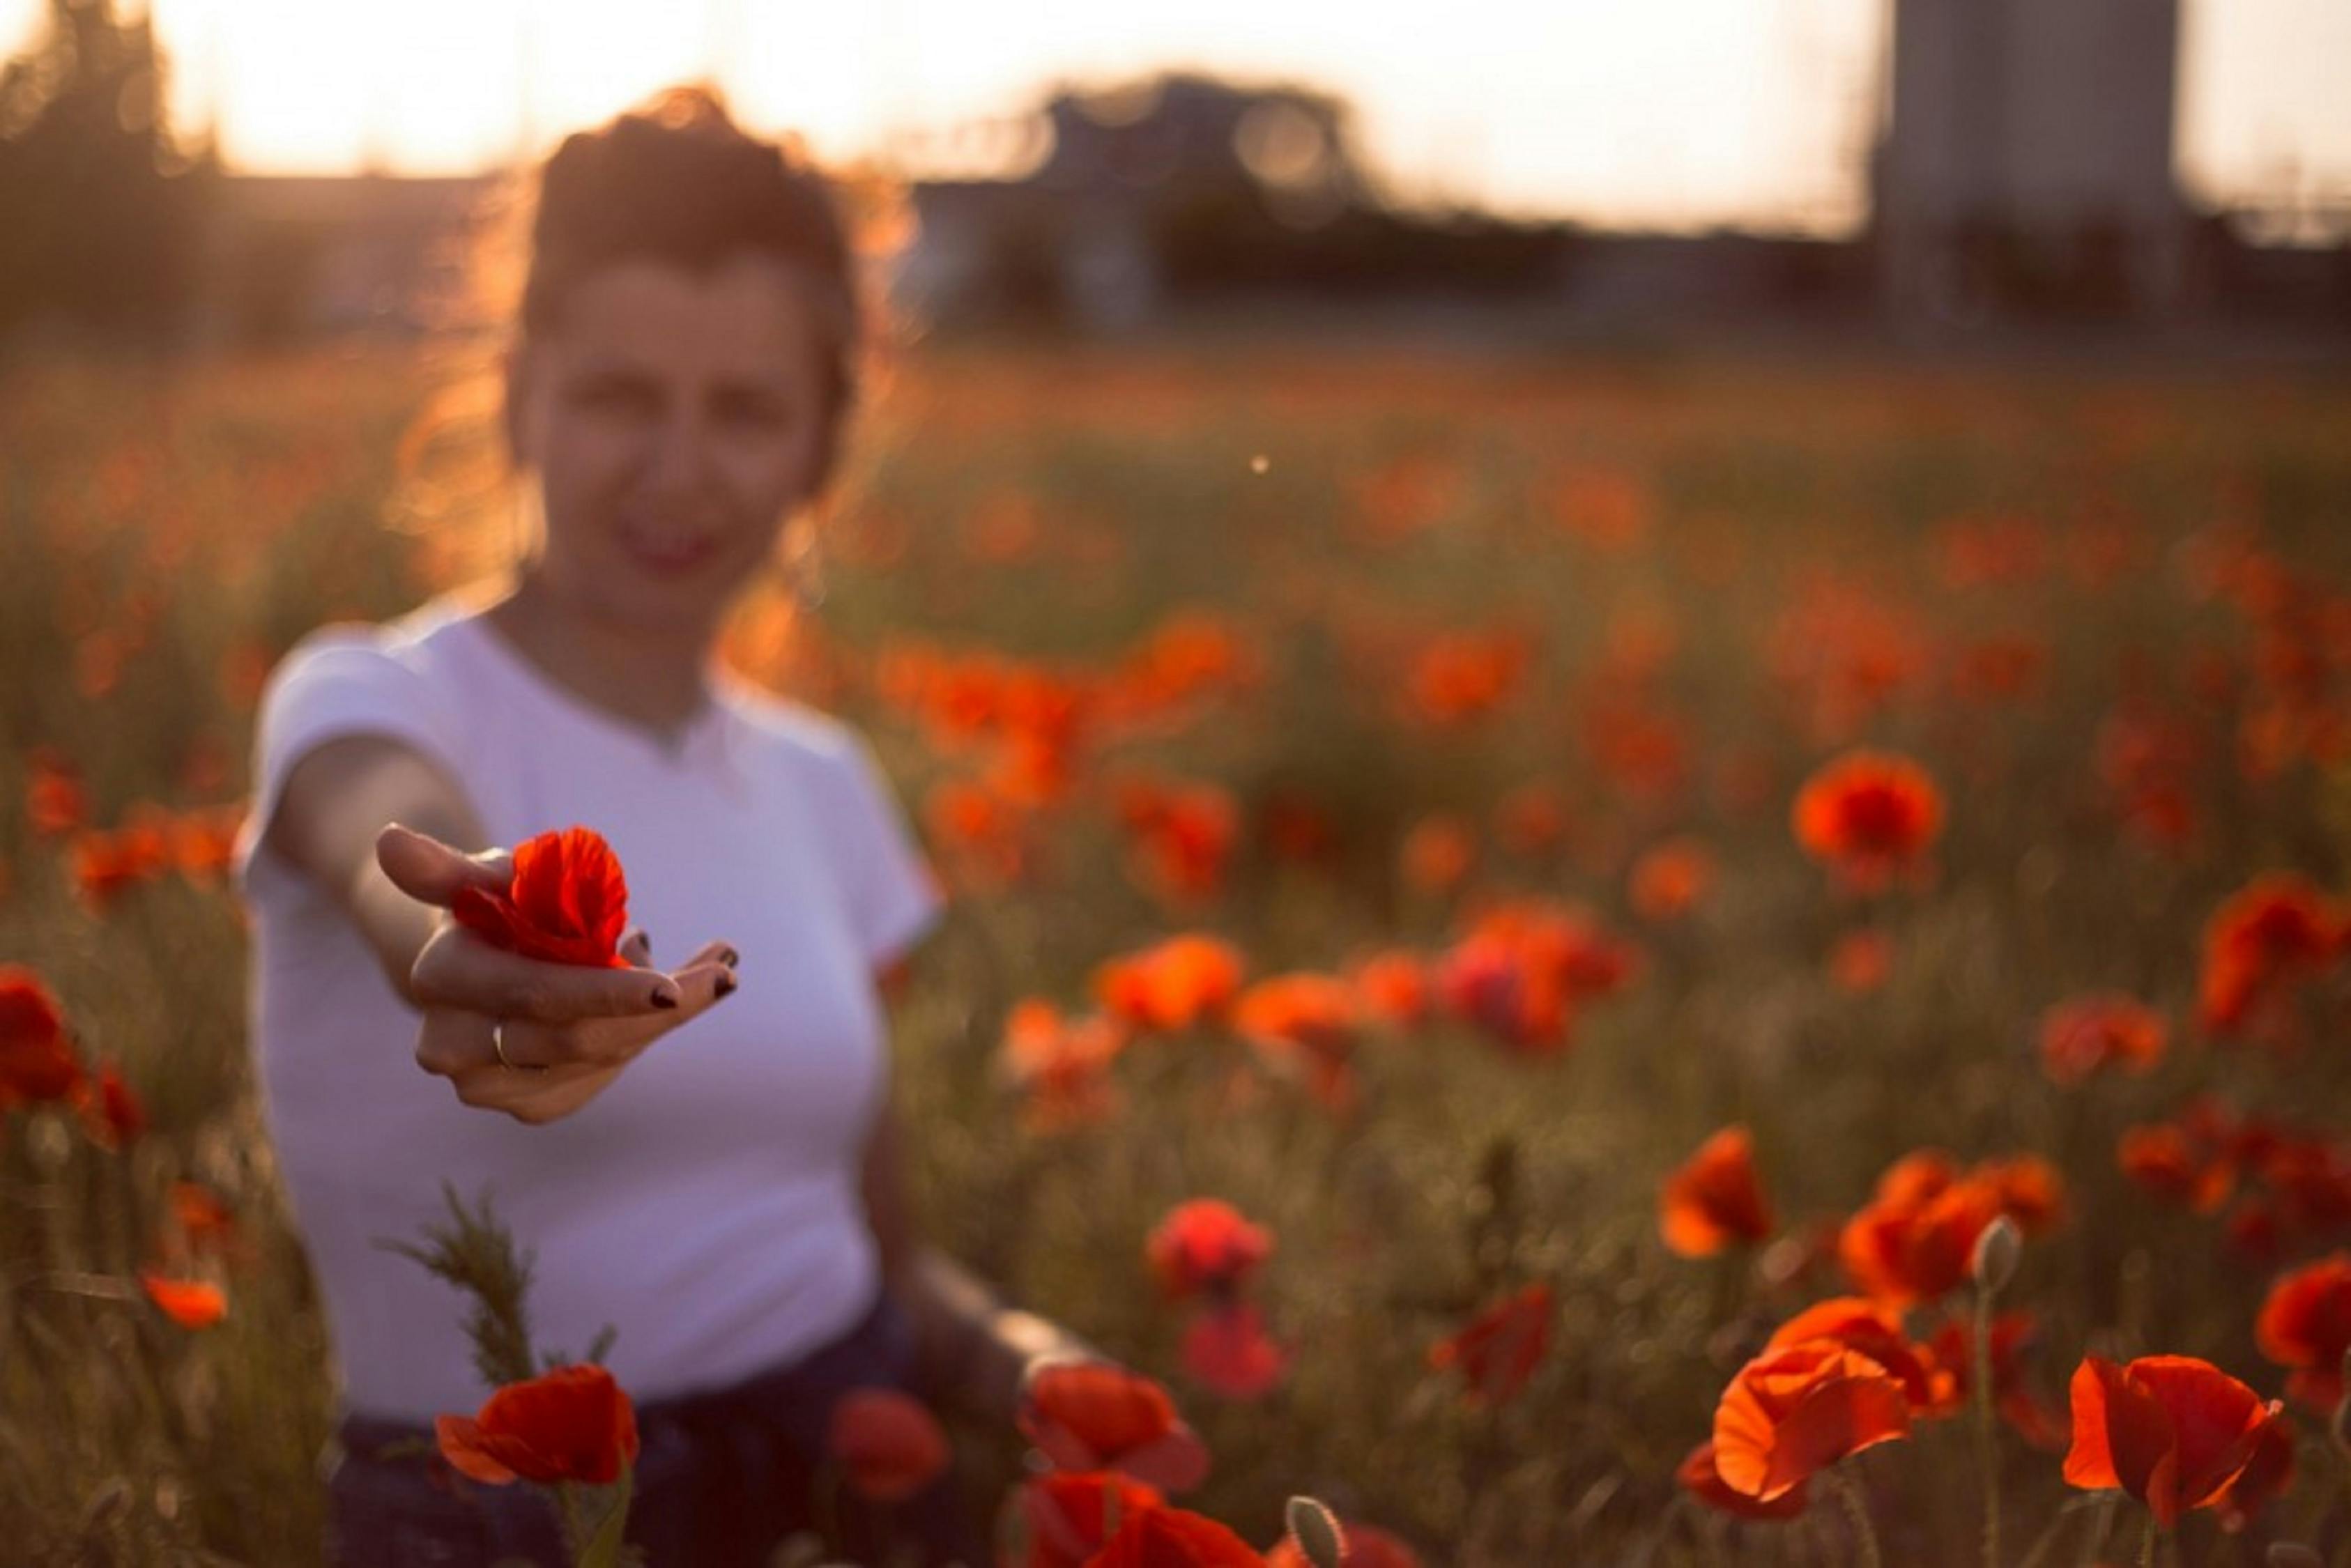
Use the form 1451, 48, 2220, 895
1876, 0, 2187, 323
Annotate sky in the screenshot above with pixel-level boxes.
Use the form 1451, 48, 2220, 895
5, 0, 2347, 235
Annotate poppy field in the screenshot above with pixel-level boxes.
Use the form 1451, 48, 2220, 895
4, 339, 2351, 1565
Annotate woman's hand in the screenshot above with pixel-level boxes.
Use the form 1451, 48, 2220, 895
375, 824, 739, 1125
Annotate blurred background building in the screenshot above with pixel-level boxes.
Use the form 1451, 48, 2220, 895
1, 0, 2344, 351
1876, 0, 2189, 321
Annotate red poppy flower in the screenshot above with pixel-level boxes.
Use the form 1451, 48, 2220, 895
1096, 937, 1246, 1033
1792, 751, 1945, 890
70, 819, 171, 908
825, 1387, 949, 1502
0, 966, 84, 1105
1115, 777, 1239, 905
1434, 932, 1565, 1054
1763, 1298, 1938, 1411
2255, 1252, 2351, 1413
450, 827, 631, 969
1660, 1126, 1775, 1257
435, 1362, 640, 1486
1428, 1283, 1553, 1406
139, 1273, 227, 1329
2038, 994, 2168, 1086
1837, 1181, 1999, 1307
1146, 1199, 1273, 1302
1000, 1001, 1126, 1132
2061, 1355, 2279, 1526
2117, 1125, 2233, 1213
1019, 1362, 1209, 1493
1017, 1473, 1167, 1568
1179, 1302, 1289, 1401
1974, 1154, 2067, 1236
1676, 1439, 1809, 1521
1836, 1151, 2055, 1305
1234, 974, 1358, 1109
1085, 1504, 1262, 1568
2196, 873, 2342, 1039
1263, 1519, 1423, 1567
1711, 1342, 1912, 1502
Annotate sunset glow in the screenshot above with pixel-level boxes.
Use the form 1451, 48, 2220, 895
3, 0, 2345, 233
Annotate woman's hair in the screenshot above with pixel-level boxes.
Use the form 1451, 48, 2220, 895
521, 86, 865, 493
395, 84, 898, 590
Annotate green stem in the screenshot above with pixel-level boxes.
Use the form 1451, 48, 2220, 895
2137, 1514, 2158, 1568
1828, 1468, 1883, 1568
555, 1481, 587, 1560
1973, 1289, 2000, 1568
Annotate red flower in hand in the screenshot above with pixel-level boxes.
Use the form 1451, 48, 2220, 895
452, 827, 631, 969
436, 1363, 639, 1486
2062, 1355, 2279, 1527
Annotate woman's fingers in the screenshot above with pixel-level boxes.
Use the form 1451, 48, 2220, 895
376, 823, 513, 909
673, 938, 739, 972
619, 927, 653, 967
411, 926, 682, 1024
664, 956, 739, 1015
413, 945, 738, 1084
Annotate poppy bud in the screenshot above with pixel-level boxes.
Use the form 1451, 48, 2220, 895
1970, 1215, 2021, 1296
1285, 1496, 1345, 1568
2267, 1546, 2324, 1568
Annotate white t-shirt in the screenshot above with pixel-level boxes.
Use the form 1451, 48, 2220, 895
235, 596, 944, 1423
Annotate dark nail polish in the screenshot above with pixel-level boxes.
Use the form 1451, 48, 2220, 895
714, 974, 738, 999
719, 948, 740, 969
651, 987, 680, 1010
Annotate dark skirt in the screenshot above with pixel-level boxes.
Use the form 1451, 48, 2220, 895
321, 1289, 987, 1567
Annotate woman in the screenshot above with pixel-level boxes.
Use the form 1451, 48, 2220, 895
237, 87, 1073, 1567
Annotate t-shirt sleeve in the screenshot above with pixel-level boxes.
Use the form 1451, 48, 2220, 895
235, 629, 470, 886
823, 732, 946, 970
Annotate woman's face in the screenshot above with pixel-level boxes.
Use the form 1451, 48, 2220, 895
505, 251, 834, 637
